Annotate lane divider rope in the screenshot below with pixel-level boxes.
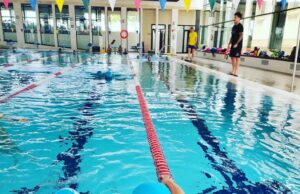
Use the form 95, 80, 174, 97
0, 53, 60, 71
0, 58, 90, 104
127, 58, 172, 181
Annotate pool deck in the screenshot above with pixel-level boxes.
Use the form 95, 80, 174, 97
176, 55, 300, 96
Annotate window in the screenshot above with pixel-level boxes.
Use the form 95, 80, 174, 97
22, 4, 38, 44
108, 8, 121, 46
55, 5, 71, 48
75, 6, 89, 50
39, 5, 54, 46
91, 7, 105, 48
0, 3, 17, 42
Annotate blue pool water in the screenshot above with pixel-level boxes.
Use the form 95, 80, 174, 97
0, 51, 299, 194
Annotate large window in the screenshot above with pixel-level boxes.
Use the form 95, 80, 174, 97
91, 7, 105, 48
75, 6, 89, 50
0, 3, 17, 42
127, 9, 140, 51
22, 4, 38, 44
56, 5, 71, 48
39, 5, 54, 46
108, 8, 121, 47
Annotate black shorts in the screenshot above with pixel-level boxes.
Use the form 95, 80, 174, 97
230, 47, 242, 58
188, 45, 196, 50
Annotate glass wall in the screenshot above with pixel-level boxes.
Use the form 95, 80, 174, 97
91, 7, 105, 49
0, 3, 17, 42
56, 5, 71, 48
127, 9, 139, 51
39, 5, 54, 46
75, 6, 89, 50
201, 0, 300, 57
108, 8, 121, 47
22, 4, 38, 44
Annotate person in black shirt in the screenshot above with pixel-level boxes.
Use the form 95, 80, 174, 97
228, 12, 244, 76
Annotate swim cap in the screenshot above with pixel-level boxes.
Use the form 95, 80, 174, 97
133, 183, 170, 194
55, 188, 79, 194
105, 71, 113, 81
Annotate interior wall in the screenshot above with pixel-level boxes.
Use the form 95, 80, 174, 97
178, 10, 196, 25
142, 9, 155, 52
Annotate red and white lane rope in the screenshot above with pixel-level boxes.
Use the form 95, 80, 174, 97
0, 54, 59, 71
128, 58, 172, 181
0, 59, 89, 104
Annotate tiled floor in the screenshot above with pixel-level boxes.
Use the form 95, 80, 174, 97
176, 55, 300, 95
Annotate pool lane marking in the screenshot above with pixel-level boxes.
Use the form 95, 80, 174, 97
0, 54, 60, 71
127, 58, 172, 180
0, 59, 89, 104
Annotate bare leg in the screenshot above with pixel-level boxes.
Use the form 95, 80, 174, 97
187, 48, 191, 60
191, 48, 195, 61
231, 57, 236, 74
234, 58, 240, 75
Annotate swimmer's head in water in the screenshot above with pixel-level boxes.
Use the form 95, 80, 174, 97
0, 113, 4, 119
133, 183, 170, 194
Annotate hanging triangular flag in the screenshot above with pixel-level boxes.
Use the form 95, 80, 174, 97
209, 0, 215, 11
56, 0, 64, 13
3, 0, 9, 9
257, 0, 263, 10
30, 0, 37, 11
183, 0, 191, 12
160, 0, 167, 11
82, 0, 89, 10
134, 0, 141, 11
281, 0, 286, 10
232, 0, 240, 11
108, 0, 117, 11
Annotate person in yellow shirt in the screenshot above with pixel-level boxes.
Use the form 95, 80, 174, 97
187, 27, 198, 62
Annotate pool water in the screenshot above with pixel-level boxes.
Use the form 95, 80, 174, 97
0, 51, 299, 194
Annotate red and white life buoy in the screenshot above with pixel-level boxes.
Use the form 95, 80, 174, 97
120, 29, 128, 39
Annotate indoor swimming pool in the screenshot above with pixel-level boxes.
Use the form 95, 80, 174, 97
0, 51, 299, 194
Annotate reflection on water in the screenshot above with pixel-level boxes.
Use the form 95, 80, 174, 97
153, 62, 300, 193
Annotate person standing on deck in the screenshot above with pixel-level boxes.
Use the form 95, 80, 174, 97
187, 27, 198, 62
228, 12, 244, 76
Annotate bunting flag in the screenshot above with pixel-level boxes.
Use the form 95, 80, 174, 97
56, 0, 64, 13
3, 0, 9, 9
232, 0, 240, 11
209, 0, 215, 11
257, 0, 263, 10
281, 0, 287, 9
82, 0, 89, 10
108, 0, 117, 11
134, 0, 141, 11
160, 0, 167, 11
183, 0, 191, 12
30, 0, 37, 11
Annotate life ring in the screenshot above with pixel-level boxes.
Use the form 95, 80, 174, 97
120, 29, 128, 39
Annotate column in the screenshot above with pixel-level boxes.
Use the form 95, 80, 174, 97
222, 1, 233, 48
171, 8, 178, 55
242, 0, 253, 49
13, 2, 25, 48
105, 6, 109, 49
121, 7, 127, 49
69, 4, 77, 50
155, 7, 159, 54
0, 9, 4, 44
207, 15, 214, 47
36, 4, 42, 45
195, 10, 201, 46
52, 3, 58, 48
217, 0, 224, 48
89, 5, 92, 45
139, 8, 143, 55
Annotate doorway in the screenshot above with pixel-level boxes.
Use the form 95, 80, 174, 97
151, 24, 166, 53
